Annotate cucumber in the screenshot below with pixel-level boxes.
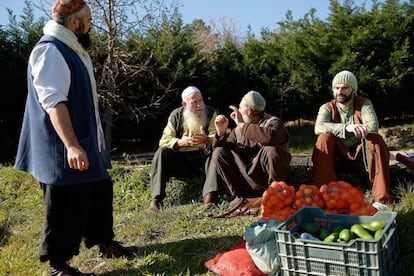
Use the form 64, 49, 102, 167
319, 228, 330, 240
364, 220, 388, 232
339, 228, 353, 242
374, 229, 383, 239
323, 232, 339, 243
351, 224, 374, 240
301, 222, 320, 236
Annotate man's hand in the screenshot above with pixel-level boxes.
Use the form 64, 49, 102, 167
215, 115, 229, 137
346, 123, 367, 138
178, 130, 194, 148
67, 145, 89, 171
229, 105, 245, 127
49, 103, 89, 172
192, 126, 208, 145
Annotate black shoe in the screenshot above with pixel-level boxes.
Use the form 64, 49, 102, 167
98, 240, 132, 258
50, 262, 95, 276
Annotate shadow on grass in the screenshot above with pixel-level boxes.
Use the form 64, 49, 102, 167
99, 235, 243, 275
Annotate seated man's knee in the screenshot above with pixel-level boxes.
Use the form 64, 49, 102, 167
315, 133, 336, 147
211, 147, 230, 160
152, 147, 178, 167
366, 132, 387, 145
261, 146, 278, 160
155, 147, 175, 159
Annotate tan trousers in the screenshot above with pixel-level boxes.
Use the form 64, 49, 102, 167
312, 133, 391, 204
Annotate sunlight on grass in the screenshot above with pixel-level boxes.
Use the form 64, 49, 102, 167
1, 156, 414, 274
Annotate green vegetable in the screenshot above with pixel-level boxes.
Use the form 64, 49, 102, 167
301, 222, 320, 236
361, 220, 388, 232
339, 228, 353, 242
374, 229, 383, 239
351, 224, 374, 240
332, 226, 344, 234
322, 226, 345, 243
323, 232, 339, 243
319, 228, 330, 241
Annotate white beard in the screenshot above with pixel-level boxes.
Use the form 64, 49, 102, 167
183, 108, 208, 134
242, 112, 251, 123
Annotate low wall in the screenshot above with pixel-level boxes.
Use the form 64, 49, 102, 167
379, 126, 414, 149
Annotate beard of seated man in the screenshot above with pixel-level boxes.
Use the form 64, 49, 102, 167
183, 106, 208, 135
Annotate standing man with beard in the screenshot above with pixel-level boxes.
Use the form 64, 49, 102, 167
14, 1, 130, 275
149, 86, 218, 212
312, 70, 392, 210
203, 91, 291, 201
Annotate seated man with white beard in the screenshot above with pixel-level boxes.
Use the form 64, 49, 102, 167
149, 86, 218, 212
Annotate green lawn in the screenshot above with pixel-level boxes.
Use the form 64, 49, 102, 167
1, 162, 414, 275
1, 122, 414, 275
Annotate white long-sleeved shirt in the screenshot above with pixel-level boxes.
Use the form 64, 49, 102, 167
29, 40, 106, 151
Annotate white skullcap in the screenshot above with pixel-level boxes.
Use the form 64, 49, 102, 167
181, 86, 201, 100
241, 91, 266, 112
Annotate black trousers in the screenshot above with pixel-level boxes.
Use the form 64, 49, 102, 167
150, 147, 208, 201
39, 178, 115, 263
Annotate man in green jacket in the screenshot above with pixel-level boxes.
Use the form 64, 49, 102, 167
312, 70, 392, 210
149, 86, 217, 212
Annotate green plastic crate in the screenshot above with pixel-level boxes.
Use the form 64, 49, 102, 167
275, 207, 400, 276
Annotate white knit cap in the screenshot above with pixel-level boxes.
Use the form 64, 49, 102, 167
332, 70, 358, 92
181, 86, 201, 100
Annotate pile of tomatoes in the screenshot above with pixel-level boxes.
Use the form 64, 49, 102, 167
295, 184, 324, 209
261, 180, 377, 222
261, 181, 296, 222
320, 181, 377, 216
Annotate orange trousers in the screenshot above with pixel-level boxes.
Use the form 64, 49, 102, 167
312, 133, 391, 204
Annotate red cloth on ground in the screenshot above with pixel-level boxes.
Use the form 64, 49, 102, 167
205, 240, 266, 276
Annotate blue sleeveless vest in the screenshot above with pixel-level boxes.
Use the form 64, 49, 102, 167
14, 35, 110, 185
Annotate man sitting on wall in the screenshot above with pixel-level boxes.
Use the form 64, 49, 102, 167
312, 70, 392, 210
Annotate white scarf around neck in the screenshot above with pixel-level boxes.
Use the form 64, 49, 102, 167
43, 20, 105, 151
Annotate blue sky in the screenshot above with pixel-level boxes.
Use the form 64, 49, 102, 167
1, 0, 376, 35
178, 0, 372, 34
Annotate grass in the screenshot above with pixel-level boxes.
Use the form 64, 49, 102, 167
1, 123, 414, 275
0, 165, 258, 275
286, 125, 315, 154
1, 163, 414, 275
